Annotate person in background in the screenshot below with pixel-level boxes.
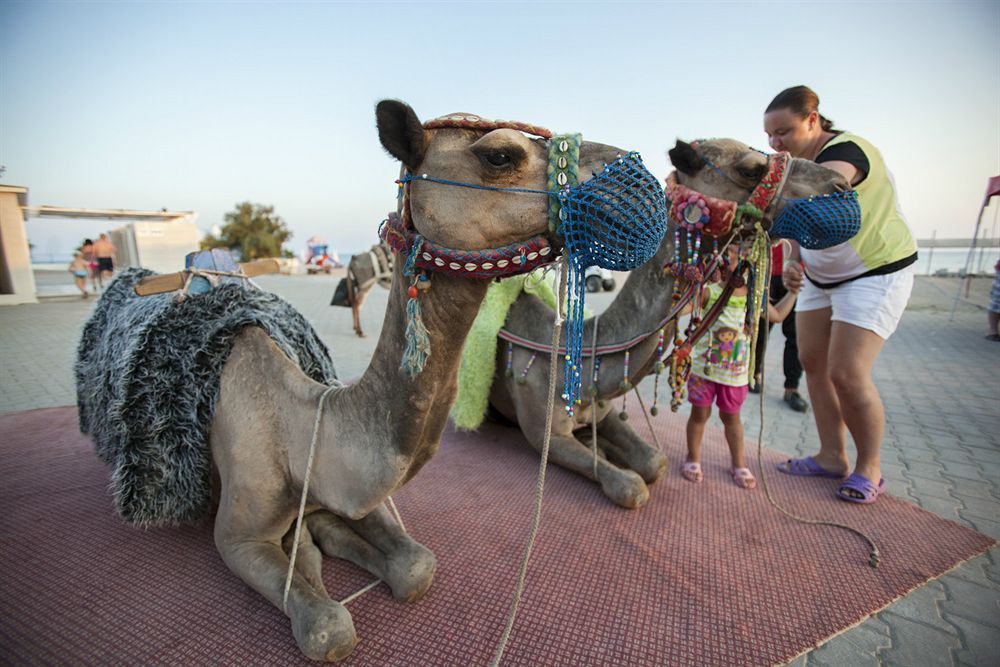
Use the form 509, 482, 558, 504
749, 241, 808, 412
681, 244, 800, 490
80, 238, 98, 293
68, 251, 90, 299
987, 258, 1000, 341
764, 85, 917, 504
93, 233, 116, 288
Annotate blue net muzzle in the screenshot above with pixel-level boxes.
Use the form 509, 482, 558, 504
556, 152, 669, 271
770, 191, 862, 250
555, 151, 668, 414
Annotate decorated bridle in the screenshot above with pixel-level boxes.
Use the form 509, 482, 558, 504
663, 148, 790, 277
380, 112, 668, 415
658, 147, 791, 410
380, 114, 564, 282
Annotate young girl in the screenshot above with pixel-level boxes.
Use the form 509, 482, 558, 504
68, 252, 90, 298
681, 245, 800, 489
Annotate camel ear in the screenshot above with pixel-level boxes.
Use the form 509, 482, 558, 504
668, 140, 702, 176
376, 100, 426, 171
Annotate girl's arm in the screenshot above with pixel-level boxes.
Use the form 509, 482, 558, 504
767, 290, 797, 323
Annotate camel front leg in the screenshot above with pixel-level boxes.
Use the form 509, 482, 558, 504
530, 429, 650, 509
594, 414, 668, 483
307, 505, 436, 603
214, 506, 358, 662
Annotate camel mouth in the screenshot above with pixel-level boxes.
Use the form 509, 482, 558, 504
557, 152, 668, 272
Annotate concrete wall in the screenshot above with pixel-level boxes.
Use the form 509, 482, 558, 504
0, 185, 37, 305
112, 221, 201, 274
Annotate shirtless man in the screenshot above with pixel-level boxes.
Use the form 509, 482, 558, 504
93, 233, 116, 288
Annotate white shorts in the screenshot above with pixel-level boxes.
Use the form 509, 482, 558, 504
796, 267, 914, 340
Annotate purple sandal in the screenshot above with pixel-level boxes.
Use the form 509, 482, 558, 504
837, 473, 886, 504
776, 456, 846, 478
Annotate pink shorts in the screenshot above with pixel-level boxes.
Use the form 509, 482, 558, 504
688, 375, 748, 414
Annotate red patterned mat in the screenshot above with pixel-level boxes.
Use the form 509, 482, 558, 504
0, 406, 993, 666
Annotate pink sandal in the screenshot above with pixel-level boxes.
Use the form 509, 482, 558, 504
680, 462, 703, 483
731, 467, 757, 490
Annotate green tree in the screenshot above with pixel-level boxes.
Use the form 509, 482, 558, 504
201, 202, 293, 260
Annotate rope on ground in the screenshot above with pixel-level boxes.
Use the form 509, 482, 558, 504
753, 253, 881, 569
491, 259, 567, 667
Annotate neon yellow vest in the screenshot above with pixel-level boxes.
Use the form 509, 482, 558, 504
801, 132, 916, 283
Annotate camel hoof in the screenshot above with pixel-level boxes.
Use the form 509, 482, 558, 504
385, 542, 437, 603
599, 469, 649, 509
291, 599, 358, 662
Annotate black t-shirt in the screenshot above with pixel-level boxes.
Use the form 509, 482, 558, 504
815, 135, 870, 185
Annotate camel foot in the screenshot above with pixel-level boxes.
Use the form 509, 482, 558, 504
290, 598, 358, 662
598, 468, 649, 509
384, 540, 437, 603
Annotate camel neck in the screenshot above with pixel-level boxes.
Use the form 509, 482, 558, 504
592, 234, 677, 340
354, 261, 489, 455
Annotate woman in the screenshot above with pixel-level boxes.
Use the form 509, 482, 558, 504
764, 85, 917, 504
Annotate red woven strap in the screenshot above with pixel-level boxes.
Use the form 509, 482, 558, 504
380, 212, 555, 280
422, 113, 553, 139
747, 152, 790, 213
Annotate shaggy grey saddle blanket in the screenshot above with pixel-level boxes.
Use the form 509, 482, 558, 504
76, 268, 339, 526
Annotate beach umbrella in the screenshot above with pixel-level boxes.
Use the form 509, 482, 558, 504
949, 175, 1000, 320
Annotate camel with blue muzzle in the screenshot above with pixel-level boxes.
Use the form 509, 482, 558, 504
76, 99, 668, 662
474, 138, 855, 508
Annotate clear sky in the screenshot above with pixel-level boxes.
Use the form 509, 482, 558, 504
2, 1, 998, 261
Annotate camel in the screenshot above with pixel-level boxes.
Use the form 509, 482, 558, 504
121, 102, 656, 662
330, 242, 393, 337
487, 138, 850, 508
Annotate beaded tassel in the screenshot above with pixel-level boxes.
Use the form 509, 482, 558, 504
561, 260, 587, 416
401, 277, 430, 377
518, 353, 537, 385
590, 356, 602, 396
746, 223, 770, 390
505, 342, 514, 378
619, 350, 631, 421
651, 328, 666, 416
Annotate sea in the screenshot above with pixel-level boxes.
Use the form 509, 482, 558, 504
31, 246, 1000, 276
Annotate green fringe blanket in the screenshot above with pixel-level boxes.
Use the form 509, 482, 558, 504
451, 271, 590, 430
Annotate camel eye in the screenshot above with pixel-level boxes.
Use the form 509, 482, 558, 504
485, 151, 513, 167
737, 165, 765, 181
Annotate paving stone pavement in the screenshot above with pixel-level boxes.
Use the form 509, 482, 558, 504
1, 272, 997, 666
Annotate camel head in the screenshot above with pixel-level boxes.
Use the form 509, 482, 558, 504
376, 100, 640, 256
667, 138, 851, 239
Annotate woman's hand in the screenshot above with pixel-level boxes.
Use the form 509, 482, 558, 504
783, 261, 804, 293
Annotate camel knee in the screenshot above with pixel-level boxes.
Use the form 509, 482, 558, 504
383, 540, 437, 603
290, 598, 358, 662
